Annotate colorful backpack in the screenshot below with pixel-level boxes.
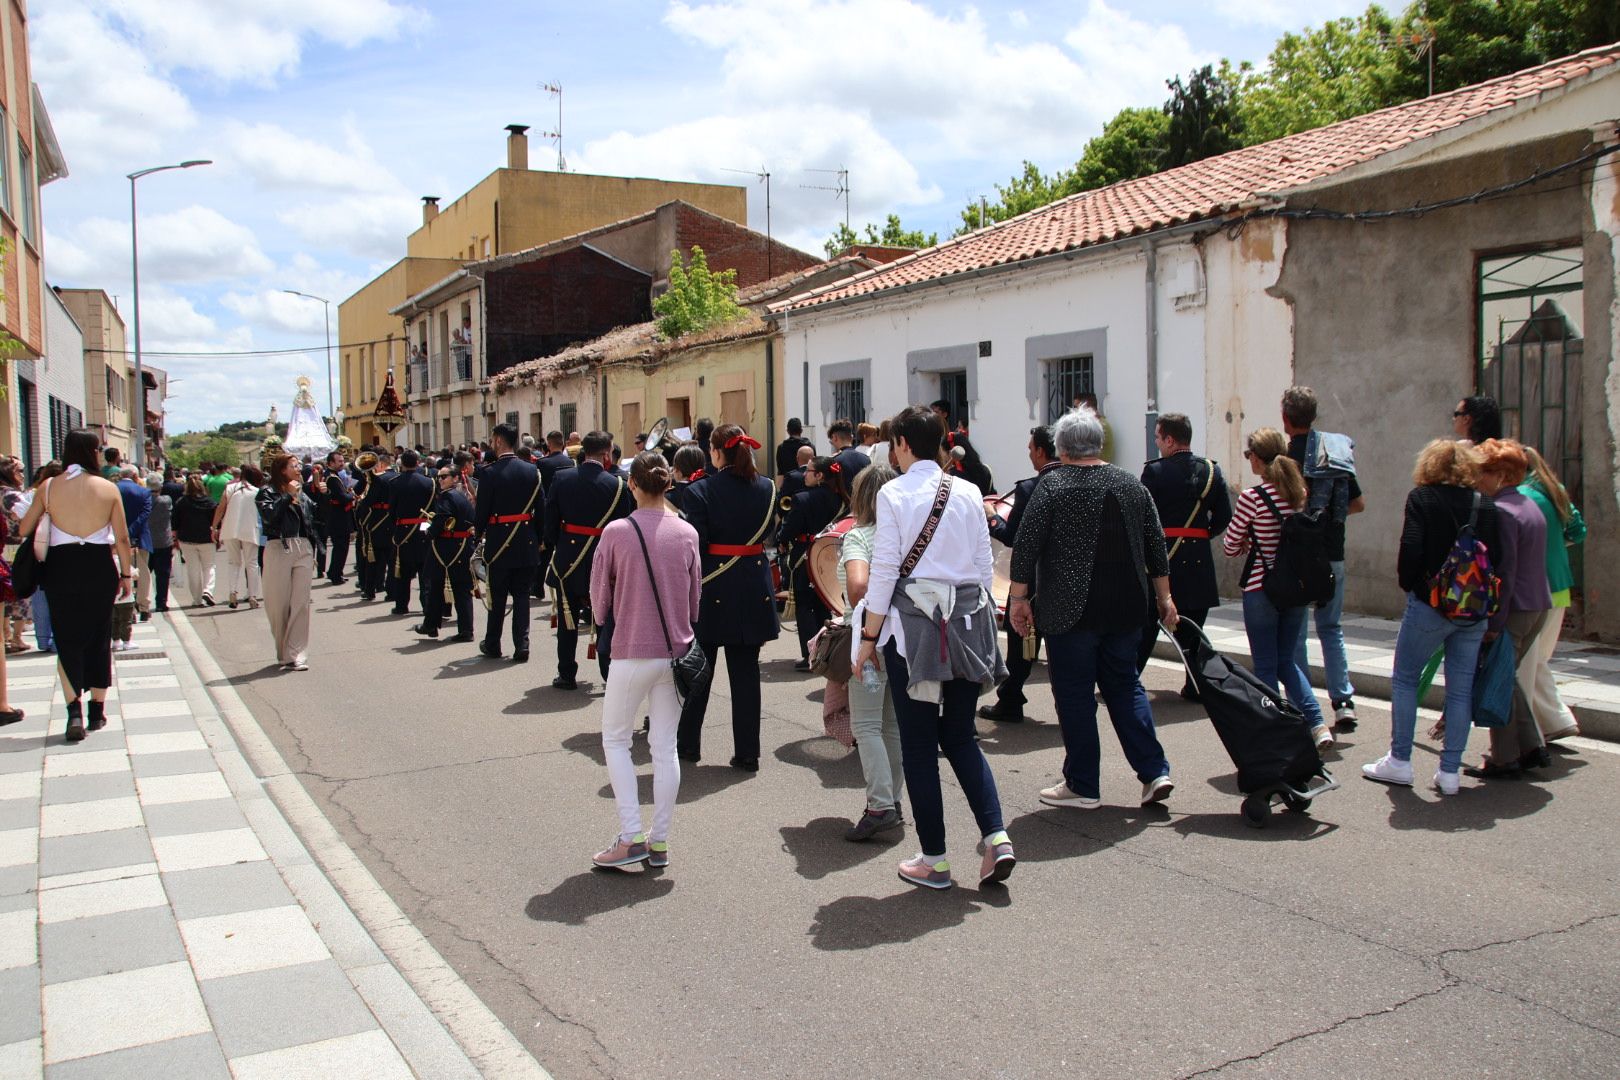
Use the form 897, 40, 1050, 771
1428, 492, 1499, 621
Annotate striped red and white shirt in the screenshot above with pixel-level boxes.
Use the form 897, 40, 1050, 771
1224, 482, 1297, 592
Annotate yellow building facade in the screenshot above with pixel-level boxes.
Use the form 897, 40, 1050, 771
338, 126, 748, 445
56, 288, 132, 455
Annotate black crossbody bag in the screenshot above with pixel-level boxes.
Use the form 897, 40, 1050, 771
627, 517, 712, 706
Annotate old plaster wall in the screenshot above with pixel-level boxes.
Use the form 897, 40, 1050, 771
1275, 130, 1605, 628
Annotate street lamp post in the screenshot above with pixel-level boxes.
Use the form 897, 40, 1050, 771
129, 159, 210, 468
282, 290, 334, 422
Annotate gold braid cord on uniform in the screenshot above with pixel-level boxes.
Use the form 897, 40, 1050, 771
550, 479, 624, 632
702, 480, 777, 586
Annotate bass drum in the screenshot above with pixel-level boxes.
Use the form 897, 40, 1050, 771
469, 540, 491, 611
807, 516, 856, 616
984, 492, 1015, 618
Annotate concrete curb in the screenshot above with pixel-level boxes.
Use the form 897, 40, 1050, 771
161, 612, 552, 1080
1150, 635, 1620, 743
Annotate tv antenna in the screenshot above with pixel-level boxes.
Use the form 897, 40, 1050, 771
1381, 27, 1437, 96
721, 166, 772, 278
538, 81, 565, 170
801, 166, 849, 236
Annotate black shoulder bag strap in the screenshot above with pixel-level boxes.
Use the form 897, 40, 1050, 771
899, 472, 952, 578
1253, 486, 1286, 573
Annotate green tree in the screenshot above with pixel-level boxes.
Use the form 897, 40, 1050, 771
1390, 0, 1620, 99
824, 215, 939, 257
955, 161, 1071, 233
167, 436, 242, 471
1071, 107, 1171, 190
1163, 64, 1245, 167
1232, 8, 1403, 144
653, 246, 742, 339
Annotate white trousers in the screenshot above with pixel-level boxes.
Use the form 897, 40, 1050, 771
178, 542, 216, 603
262, 539, 314, 666
601, 657, 681, 843
224, 538, 262, 601
1519, 607, 1578, 737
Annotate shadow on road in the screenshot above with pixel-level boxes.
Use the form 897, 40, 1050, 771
1000, 807, 1146, 861
1379, 761, 1578, 831
1170, 808, 1340, 840
525, 869, 674, 925
773, 736, 863, 789
809, 884, 1010, 950
507, 686, 602, 716
206, 664, 292, 686
433, 656, 509, 679
778, 817, 904, 880
975, 718, 1066, 756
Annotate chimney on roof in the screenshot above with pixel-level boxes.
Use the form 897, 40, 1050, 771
421, 196, 440, 224
506, 125, 530, 171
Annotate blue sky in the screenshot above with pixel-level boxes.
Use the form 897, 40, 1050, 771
32, 0, 1366, 433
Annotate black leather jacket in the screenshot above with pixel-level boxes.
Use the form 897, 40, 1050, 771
256, 486, 318, 542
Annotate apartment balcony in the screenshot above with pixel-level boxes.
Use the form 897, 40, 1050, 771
408, 360, 429, 402
451, 345, 474, 384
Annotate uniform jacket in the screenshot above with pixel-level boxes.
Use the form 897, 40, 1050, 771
777, 466, 808, 516
780, 486, 841, 556
667, 471, 706, 515
829, 446, 871, 488
474, 454, 545, 571
680, 467, 780, 645
323, 469, 356, 537
390, 469, 436, 556
989, 461, 1062, 548
537, 450, 575, 493
1139, 451, 1232, 611
428, 487, 477, 569
543, 460, 626, 592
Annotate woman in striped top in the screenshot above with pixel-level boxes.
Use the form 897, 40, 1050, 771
1223, 429, 1332, 750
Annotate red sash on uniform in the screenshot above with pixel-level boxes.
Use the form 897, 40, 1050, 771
1162, 527, 1210, 539
709, 543, 764, 556
395, 517, 427, 526
491, 513, 532, 524
564, 522, 605, 536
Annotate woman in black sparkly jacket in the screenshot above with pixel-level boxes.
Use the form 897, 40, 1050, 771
1008, 405, 1178, 811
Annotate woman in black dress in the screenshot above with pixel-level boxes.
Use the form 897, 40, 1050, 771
675, 424, 780, 770
18, 430, 133, 742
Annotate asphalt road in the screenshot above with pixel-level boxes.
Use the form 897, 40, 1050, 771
179, 576, 1620, 1080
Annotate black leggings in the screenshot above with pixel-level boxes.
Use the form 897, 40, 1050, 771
42, 543, 118, 698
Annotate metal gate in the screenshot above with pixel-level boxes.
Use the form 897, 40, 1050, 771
1044, 355, 1094, 424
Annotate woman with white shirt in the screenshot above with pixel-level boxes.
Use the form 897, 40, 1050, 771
212, 464, 264, 609
853, 406, 1014, 891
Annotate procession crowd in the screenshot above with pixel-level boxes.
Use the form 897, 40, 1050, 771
0, 384, 1586, 891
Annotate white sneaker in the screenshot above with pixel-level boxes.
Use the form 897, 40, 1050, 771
1433, 770, 1460, 796
1311, 724, 1335, 751
1039, 781, 1100, 809
1361, 753, 1414, 786
1141, 774, 1174, 806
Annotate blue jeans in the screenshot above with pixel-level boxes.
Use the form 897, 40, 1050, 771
1242, 590, 1325, 726
1390, 593, 1486, 773
30, 590, 52, 651
1046, 628, 1170, 799
1295, 560, 1355, 705
883, 642, 1004, 858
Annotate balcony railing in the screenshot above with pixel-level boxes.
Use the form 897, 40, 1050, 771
408, 360, 429, 399
451, 344, 473, 383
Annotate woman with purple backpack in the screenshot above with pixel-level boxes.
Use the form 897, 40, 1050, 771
1363, 439, 1500, 796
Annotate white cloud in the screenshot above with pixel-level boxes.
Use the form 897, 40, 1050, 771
1064, 1, 1212, 106
140, 286, 218, 340
31, 6, 196, 170
1211, 0, 1312, 29
51, 206, 273, 288
277, 194, 420, 262
223, 120, 404, 195
576, 106, 938, 242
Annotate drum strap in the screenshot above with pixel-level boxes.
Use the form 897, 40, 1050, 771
1168, 460, 1216, 562
703, 481, 777, 586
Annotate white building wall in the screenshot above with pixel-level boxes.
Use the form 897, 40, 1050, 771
39, 285, 86, 462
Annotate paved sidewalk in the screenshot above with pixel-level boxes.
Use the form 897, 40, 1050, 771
0, 616, 499, 1078
1168, 606, 1620, 741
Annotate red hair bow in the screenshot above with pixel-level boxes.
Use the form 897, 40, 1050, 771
724, 433, 761, 450
689, 468, 704, 480
827, 462, 842, 474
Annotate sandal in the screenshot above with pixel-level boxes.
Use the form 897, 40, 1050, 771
5, 642, 29, 655
0, 707, 24, 726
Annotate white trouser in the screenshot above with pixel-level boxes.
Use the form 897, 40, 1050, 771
1519, 607, 1578, 737
262, 539, 314, 666
178, 542, 216, 602
224, 538, 262, 601
601, 657, 681, 843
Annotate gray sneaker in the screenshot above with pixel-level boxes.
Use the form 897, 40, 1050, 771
844, 807, 903, 842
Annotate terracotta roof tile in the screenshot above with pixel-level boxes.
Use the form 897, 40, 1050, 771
776, 43, 1619, 314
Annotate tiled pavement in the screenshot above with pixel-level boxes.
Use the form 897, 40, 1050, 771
1178, 606, 1620, 741
0, 619, 493, 1078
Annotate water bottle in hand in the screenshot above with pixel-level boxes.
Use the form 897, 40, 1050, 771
860, 661, 881, 689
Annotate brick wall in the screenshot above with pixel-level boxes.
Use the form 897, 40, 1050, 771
484, 247, 652, 375
671, 204, 820, 288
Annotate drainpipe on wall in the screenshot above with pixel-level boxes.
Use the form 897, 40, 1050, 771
765, 336, 776, 457
1142, 238, 1159, 463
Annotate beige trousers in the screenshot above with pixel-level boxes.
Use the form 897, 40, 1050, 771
1518, 607, 1578, 737
262, 538, 314, 666
135, 548, 152, 614
1489, 609, 1551, 764
178, 542, 216, 604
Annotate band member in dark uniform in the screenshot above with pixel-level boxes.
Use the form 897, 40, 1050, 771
321, 450, 356, 585
667, 443, 708, 514
356, 452, 395, 602
676, 424, 779, 769
1136, 412, 1232, 699
416, 465, 477, 641
777, 445, 812, 514
825, 419, 872, 483
979, 425, 1061, 723
473, 423, 544, 662
537, 430, 575, 493
779, 455, 844, 671
542, 429, 628, 687
388, 449, 435, 615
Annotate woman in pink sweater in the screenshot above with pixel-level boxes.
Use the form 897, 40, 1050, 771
588, 452, 702, 869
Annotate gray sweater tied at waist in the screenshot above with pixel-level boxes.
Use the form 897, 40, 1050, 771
890, 577, 1007, 704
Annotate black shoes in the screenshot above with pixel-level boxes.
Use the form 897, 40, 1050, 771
412, 625, 439, 638
86, 700, 107, 732
793, 659, 811, 672
677, 750, 701, 763
391, 607, 410, 617
451, 633, 475, 643
1463, 759, 1521, 780
844, 807, 903, 842
729, 756, 759, 772
512, 649, 529, 664
552, 675, 577, 690
64, 702, 85, 743
977, 703, 1025, 724
1518, 747, 1553, 770
478, 642, 503, 660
